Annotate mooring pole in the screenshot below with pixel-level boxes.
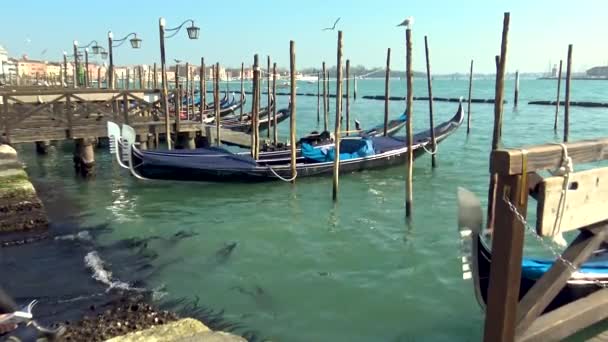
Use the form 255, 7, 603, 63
290, 41, 297, 183
564, 45, 572, 143
272, 62, 278, 145
554, 60, 563, 132
215, 62, 221, 146
159, 18, 171, 149
185, 62, 190, 120
345, 59, 350, 135
138, 65, 143, 89
199, 57, 204, 122
202, 60, 206, 112
467, 60, 473, 134
174, 64, 179, 90
125, 70, 129, 90
97, 67, 101, 89
267, 56, 271, 137
252, 54, 259, 159
354, 77, 358, 100
513, 70, 519, 107
424, 36, 437, 168
240, 62, 244, 120
484, 13, 515, 342
322, 61, 328, 131
317, 71, 321, 124
153, 62, 158, 88
333, 31, 344, 201
384, 48, 391, 137
405, 25, 414, 218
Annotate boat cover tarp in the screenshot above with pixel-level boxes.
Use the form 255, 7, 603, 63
522, 255, 608, 279
301, 138, 375, 162
140, 147, 257, 171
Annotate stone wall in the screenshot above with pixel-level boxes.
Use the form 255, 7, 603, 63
0, 144, 48, 233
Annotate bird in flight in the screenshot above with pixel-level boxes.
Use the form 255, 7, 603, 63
174, 59, 182, 64
322, 17, 341, 31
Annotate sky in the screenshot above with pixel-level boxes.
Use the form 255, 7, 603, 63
1, 0, 607, 74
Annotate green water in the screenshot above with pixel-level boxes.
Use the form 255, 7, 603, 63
16, 78, 608, 341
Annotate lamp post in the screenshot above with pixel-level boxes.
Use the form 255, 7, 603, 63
158, 17, 200, 150
107, 31, 142, 89
77, 40, 103, 87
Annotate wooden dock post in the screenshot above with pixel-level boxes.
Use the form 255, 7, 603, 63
215, 62, 221, 146
322, 62, 328, 131
467, 60, 473, 134
333, 31, 343, 201
125, 70, 130, 90
514, 70, 519, 107
138, 65, 143, 89
272, 62, 278, 145
554, 60, 563, 132
97, 68, 101, 89
159, 18, 172, 149
424, 35, 437, 168
73, 138, 95, 177
354, 77, 357, 100
317, 71, 321, 124
251, 54, 260, 159
564, 45, 572, 143
147, 65, 151, 88
174, 64, 179, 90
405, 24, 414, 218
153, 63, 158, 88
202, 59, 206, 113
190, 70, 195, 120
345, 59, 350, 135
198, 57, 205, 123
240, 62, 244, 119
185, 62, 190, 119
267, 56, 271, 137
384, 48, 391, 136
326, 70, 330, 116
484, 12, 515, 342
289, 41, 297, 183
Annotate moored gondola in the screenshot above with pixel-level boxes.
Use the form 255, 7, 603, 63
456, 188, 608, 313
120, 102, 463, 182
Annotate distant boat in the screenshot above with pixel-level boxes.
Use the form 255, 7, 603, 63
296, 73, 318, 83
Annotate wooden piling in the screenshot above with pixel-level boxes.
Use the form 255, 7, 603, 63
384, 48, 391, 137
326, 70, 330, 116
73, 138, 95, 177
251, 55, 259, 159
267, 56, 271, 137
484, 12, 514, 342
185, 63, 190, 119
202, 59, 206, 112
215, 62, 221, 146
405, 27, 414, 218
354, 77, 357, 100
564, 45, 572, 143
554, 60, 563, 131
138, 65, 143, 89
200, 58, 205, 122
289, 41, 297, 182
322, 62, 328, 131
345, 59, 350, 135
467, 60, 473, 134
272, 62, 278, 145
147, 65, 151, 88
190, 70, 195, 120
424, 35, 437, 168
317, 71, 321, 124
174, 64, 179, 90
333, 31, 343, 201
514, 70, 519, 107
125, 70, 129, 90
97, 68, 101, 89
240, 62, 244, 119
153, 63, 158, 88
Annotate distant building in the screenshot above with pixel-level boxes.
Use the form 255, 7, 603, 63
586, 66, 608, 77
0, 45, 16, 80
16, 57, 47, 78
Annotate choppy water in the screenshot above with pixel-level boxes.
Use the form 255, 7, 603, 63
8, 78, 608, 341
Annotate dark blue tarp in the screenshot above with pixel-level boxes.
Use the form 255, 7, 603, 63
140, 147, 257, 170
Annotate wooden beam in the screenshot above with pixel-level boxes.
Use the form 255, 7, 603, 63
517, 289, 608, 342
490, 139, 608, 175
516, 225, 608, 335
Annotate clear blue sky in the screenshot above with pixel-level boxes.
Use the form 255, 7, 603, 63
1, 0, 606, 74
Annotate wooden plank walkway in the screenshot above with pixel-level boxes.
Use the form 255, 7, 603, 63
0, 88, 251, 148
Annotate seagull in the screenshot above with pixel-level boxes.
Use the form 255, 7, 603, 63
322, 17, 341, 31
174, 59, 182, 64
397, 16, 414, 28
40, 48, 48, 56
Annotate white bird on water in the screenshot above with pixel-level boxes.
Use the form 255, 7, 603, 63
397, 16, 414, 28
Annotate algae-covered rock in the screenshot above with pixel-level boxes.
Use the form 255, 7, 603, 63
105, 318, 212, 342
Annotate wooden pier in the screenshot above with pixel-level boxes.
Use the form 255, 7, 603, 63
0, 88, 250, 146
483, 138, 608, 342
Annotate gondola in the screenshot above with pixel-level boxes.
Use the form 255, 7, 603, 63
121, 102, 463, 182
456, 188, 608, 313
203, 98, 277, 133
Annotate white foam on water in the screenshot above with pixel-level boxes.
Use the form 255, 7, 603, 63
55, 230, 92, 241
84, 251, 140, 292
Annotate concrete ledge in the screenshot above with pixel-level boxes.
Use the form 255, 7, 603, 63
105, 318, 246, 342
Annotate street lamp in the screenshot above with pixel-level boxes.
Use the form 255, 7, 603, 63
107, 31, 142, 89
77, 40, 103, 87
158, 17, 200, 150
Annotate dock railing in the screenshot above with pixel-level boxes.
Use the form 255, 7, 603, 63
484, 138, 608, 341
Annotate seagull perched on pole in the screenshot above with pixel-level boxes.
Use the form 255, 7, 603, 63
397, 16, 414, 29
322, 17, 341, 31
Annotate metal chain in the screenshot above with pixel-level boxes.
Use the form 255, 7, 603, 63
502, 194, 608, 288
